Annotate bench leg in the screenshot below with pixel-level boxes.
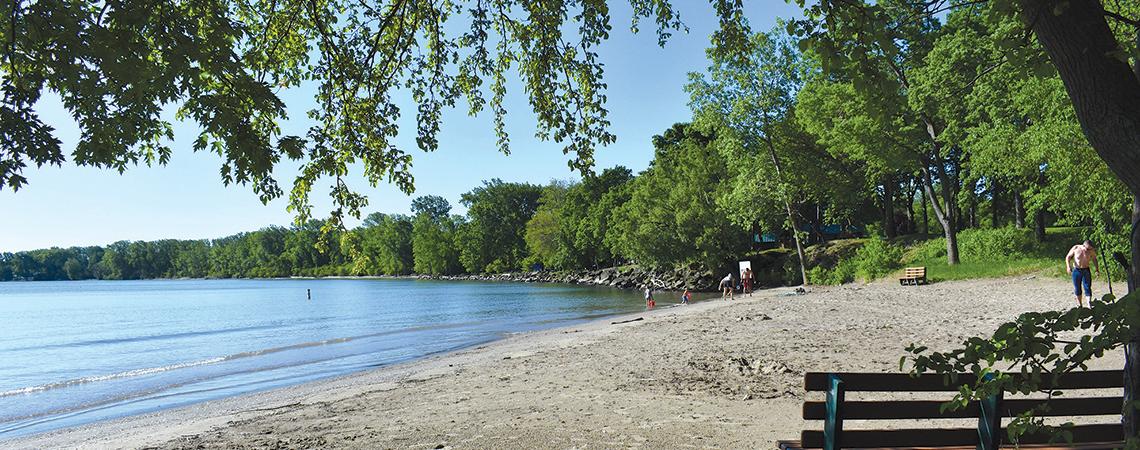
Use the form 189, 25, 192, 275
825, 375, 845, 450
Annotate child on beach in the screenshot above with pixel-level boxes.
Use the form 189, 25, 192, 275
681, 289, 691, 305
644, 285, 656, 308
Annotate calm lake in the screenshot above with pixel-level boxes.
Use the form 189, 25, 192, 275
0, 278, 654, 438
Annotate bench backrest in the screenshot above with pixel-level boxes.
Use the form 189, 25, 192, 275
801, 371, 1123, 450
904, 267, 926, 277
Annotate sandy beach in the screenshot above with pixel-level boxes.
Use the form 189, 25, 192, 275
6, 276, 1123, 449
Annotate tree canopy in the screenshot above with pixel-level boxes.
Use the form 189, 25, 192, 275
1, 0, 697, 227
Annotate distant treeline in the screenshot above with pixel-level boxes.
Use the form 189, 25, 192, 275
1, 118, 1121, 283
0, 124, 840, 282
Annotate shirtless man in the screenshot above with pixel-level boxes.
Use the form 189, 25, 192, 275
1065, 240, 1100, 307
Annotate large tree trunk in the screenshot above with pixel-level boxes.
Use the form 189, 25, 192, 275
920, 163, 960, 265
903, 97, 963, 264
1125, 198, 1140, 440
1034, 209, 1047, 242
1019, 0, 1140, 196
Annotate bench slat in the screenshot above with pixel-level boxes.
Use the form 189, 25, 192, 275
804, 371, 1123, 392
801, 424, 1121, 448
803, 397, 1124, 420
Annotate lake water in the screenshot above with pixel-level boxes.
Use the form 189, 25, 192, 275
0, 278, 655, 439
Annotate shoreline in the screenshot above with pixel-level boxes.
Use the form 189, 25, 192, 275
3, 288, 749, 449
7, 276, 1121, 449
1, 266, 732, 292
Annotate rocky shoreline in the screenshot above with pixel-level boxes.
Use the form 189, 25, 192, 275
417, 265, 721, 291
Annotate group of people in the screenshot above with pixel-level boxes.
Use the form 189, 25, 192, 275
643, 285, 691, 308
718, 267, 754, 299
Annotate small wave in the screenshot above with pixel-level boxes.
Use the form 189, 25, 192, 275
4, 318, 337, 353
0, 357, 227, 397
0, 321, 480, 399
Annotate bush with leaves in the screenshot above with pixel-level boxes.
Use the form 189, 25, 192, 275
854, 235, 903, 280
807, 258, 857, 285
903, 292, 1136, 445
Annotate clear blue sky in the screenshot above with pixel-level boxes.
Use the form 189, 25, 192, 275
0, 2, 801, 253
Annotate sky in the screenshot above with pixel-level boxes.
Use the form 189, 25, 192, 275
0, 2, 802, 253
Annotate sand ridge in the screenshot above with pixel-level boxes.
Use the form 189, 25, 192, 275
5, 276, 1121, 449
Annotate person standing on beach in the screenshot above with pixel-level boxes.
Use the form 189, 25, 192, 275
681, 289, 691, 305
719, 273, 734, 300
644, 285, 656, 308
742, 268, 754, 295
1065, 239, 1100, 307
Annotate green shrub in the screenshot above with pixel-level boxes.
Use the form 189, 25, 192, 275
908, 236, 947, 261
854, 236, 903, 280
808, 257, 856, 285
957, 227, 1036, 261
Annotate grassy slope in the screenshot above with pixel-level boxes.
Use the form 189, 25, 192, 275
899, 227, 1122, 283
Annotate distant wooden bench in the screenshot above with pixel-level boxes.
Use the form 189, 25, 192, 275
778, 370, 1124, 450
899, 267, 927, 285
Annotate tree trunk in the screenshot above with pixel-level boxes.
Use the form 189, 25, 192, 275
969, 198, 978, 229
1018, 0, 1140, 197
991, 180, 1003, 228
906, 185, 918, 235
922, 186, 929, 236
1034, 209, 1047, 243
762, 135, 809, 286
816, 204, 825, 244
1014, 190, 1025, 228
883, 179, 897, 239
920, 163, 960, 265
1124, 198, 1140, 440
784, 198, 809, 287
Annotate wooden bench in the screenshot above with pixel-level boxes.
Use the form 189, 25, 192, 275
778, 371, 1124, 450
899, 267, 927, 285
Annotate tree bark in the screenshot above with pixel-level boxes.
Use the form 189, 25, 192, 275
921, 162, 960, 264
922, 185, 929, 236
969, 197, 978, 229
883, 178, 897, 239
1034, 209, 1047, 243
991, 179, 1003, 228
1125, 198, 1140, 440
906, 184, 918, 235
1013, 190, 1025, 228
1019, 0, 1140, 196
816, 204, 825, 244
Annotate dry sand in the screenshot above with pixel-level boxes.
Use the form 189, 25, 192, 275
5, 276, 1122, 449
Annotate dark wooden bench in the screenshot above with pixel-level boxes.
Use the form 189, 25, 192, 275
778, 370, 1124, 450
899, 267, 927, 286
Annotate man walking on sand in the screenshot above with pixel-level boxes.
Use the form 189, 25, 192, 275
1065, 239, 1101, 307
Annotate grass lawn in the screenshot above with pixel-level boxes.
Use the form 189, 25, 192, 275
898, 226, 1126, 283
